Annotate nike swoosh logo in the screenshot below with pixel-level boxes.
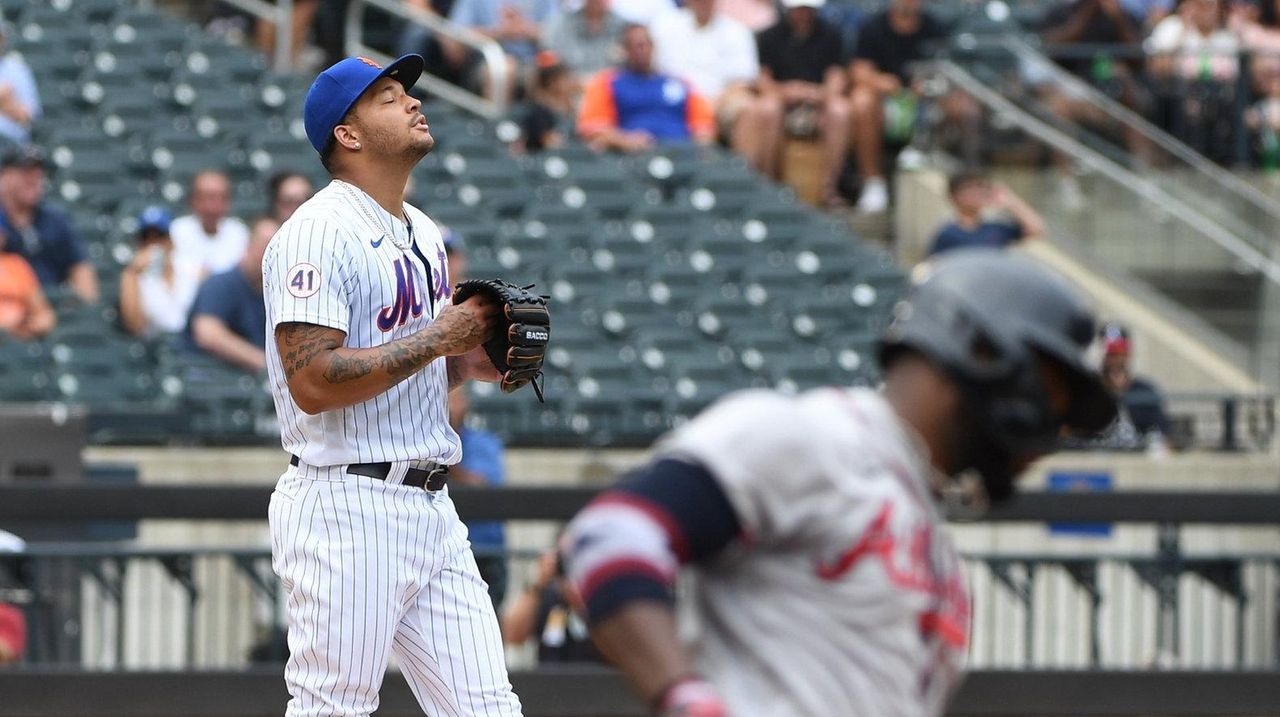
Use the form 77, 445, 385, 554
370, 235, 384, 248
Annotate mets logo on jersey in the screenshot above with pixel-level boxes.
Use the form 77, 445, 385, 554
377, 257, 425, 331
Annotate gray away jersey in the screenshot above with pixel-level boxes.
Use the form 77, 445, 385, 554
262, 179, 460, 467
659, 388, 970, 717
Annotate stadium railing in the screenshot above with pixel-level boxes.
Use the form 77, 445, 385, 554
2, 485, 1280, 716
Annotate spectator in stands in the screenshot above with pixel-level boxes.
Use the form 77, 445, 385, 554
1069, 323, 1172, 451
928, 170, 1045, 257
0, 146, 97, 304
0, 14, 39, 147
1040, 0, 1145, 208
540, 0, 627, 81
118, 207, 205, 338
501, 549, 602, 663
449, 0, 558, 64
1245, 65, 1280, 168
1148, 0, 1241, 82
448, 389, 509, 610
849, 0, 954, 214
756, 0, 849, 206
1229, 0, 1280, 90
651, 0, 780, 176
186, 216, 277, 373
171, 170, 250, 275
515, 53, 577, 154
399, 0, 487, 98
578, 24, 716, 152
1147, 0, 1241, 161
267, 171, 314, 224
1042, 0, 1143, 78
256, 0, 320, 70
0, 228, 53, 340
1101, 324, 1171, 440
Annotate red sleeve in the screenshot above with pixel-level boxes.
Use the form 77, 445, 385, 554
577, 70, 619, 139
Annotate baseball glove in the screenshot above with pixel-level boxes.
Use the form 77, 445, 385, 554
453, 279, 550, 401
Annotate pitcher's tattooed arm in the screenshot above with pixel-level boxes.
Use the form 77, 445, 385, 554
275, 297, 495, 414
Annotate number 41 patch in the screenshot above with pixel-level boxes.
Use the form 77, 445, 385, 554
286, 262, 321, 298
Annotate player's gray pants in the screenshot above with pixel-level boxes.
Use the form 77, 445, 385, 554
269, 464, 523, 717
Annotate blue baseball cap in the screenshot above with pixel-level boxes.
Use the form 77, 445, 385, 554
137, 206, 172, 235
303, 54, 426, 154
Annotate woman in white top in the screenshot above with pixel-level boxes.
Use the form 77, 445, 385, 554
118, 206, 206, 338
1147, 0, 1241, 81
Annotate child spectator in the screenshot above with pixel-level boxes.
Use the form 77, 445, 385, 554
927, 171, 1045, 257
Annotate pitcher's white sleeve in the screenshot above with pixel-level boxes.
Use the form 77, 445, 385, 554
263, 217, 358, 333
656, 389, 831, 543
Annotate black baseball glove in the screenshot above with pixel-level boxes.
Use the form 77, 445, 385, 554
453, 279, 550, 401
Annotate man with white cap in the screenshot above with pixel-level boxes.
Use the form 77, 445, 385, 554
755, 0, 850, 207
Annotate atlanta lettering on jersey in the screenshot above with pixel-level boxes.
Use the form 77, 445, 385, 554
816, 501, 969, 648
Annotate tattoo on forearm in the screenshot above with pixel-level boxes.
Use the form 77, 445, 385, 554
278, 308, 486, 390
446, 355, 465, 390
278, 323, 342, 381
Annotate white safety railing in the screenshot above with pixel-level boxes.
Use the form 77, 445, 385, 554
214, 0, 295, 72
344, 0, 511, 119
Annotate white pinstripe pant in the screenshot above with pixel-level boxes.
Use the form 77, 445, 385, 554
269, 466, 523, 717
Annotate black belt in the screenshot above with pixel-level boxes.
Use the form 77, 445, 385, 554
290, 455, 449, 491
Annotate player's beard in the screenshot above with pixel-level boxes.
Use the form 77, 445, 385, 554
365, 121, 434, 165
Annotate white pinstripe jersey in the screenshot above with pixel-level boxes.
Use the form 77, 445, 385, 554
262, 179, 460, 467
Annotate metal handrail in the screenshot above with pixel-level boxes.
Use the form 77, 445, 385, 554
343, 0, 510, 119
931, 59, 1280, 287
213, 0, 294, 72
998, 36, 1280, 224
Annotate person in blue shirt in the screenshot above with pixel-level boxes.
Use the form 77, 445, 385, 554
185, 216, 276, 373
577, 24, 716, 152
0, 19, 40, 146
0, 145, 97, 303
449, 388, 509, 611
927, 170, 1045, 257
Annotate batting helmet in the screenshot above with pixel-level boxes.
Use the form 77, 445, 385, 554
879, 249, 1116, 501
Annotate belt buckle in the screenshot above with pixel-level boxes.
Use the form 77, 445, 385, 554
425, 465, 449, 491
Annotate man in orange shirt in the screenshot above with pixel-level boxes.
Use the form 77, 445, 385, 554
0, 228, 53, 339
578, 24, 715, 152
